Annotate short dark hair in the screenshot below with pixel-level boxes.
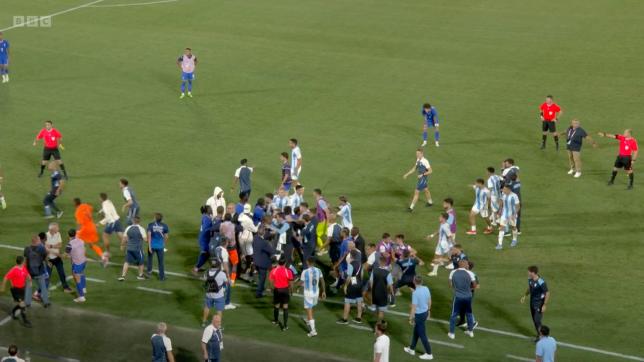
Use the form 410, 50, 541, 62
16, 256, 24, 265
302, 214, 311, 222
476, 178, 485, 185
216, 206, 224, 215
339, 195, 348, 203
154, 213, 163, 221
45, 120, 53, 125
100, 192, 108, 201
423, 103, 431, 109
440, 212, 449, 220
289, 138, 298, 145
68, 229, 77, 237
120, 178, 129, 186
528, 265, 539, 274
351, 227, 360, 235
73, 197, 81, 205
278, 257, 286, 266
395, 234, 404, 240
376, 321, 387, 333
7, 345, 18, 356
381, 232, 390, 239
307, 257, 315, 265
224, 213, 232, 222
264, 193, 274, 199
240, 158, 248, 165
413, 275, 423, 285
540, 325, 550, 336
505, 158, 515, 165
546, 95, 553, 99
185, 47, 192, 51
402, 249, 411, 258
281, 152, 289, 159
295, 185, 303, 190
313, 188, 322, 195
256, 198, 265, 207
300, 202, 309, 208
38, 232, 47, 241
443, 197, 454, 206
368, 242, 376, 248
487, 166, 495, 173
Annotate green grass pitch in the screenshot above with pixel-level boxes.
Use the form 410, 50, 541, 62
1, 0, 644, 361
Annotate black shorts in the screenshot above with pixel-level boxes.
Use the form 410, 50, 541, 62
43, 147, 61, 161
11, 287, 25, 302
614, 155, 632, 170
273, 287, 290, 305
542, 121, 556, 133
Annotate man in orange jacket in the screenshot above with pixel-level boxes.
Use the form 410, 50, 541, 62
74, 198, 105, 265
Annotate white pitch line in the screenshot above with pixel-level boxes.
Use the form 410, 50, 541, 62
347, 324, 372, 332
90, 0, 177, 8
429, 339, 465, 349
506, 354, 533, 361
0, 0, 106, 32
0, 244, 642, 361
0, 316, 13, 326
86, 277, 106, 283
136, 286, 172, 295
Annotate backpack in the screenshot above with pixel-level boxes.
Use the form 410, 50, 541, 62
205, 270, 222, 293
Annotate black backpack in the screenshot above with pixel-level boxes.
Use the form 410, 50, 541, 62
204, 270, 222, 293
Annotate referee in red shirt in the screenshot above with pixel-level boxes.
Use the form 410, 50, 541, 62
539, 95, 562, 150
1, 256, 32, 326
269, 257, 293, 331
33, 120, 68, 179
599, 129, 638, 189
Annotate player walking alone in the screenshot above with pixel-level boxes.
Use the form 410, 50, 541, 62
177, 48, 197, 99
539, 95, 562, 150
421, 103, 440, 147
403, 148, 433, 212
0, 32, 9, 83
598, 129, 638, 189
33, 120, 68, 179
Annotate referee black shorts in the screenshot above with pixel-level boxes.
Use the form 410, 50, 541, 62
43, 147, 61, 161
273, 287, 290, 305
614, 155, 632, 170
542, 121, 556, 133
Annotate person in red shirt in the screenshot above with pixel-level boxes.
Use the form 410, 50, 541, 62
539, 95, 562, 150
598, 129, 638, 189
269, 257, 294, 331
1, 256, 32, 326
33, 120, 68, 179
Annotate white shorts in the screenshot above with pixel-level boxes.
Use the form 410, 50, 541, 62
291, 167, 301, 181
241, 239, 253, 256
499, 216, 517, 227
471, 206, 489, 218
490, 197, 500, 212
304, 291, 318, 309
435, 239, 451, 256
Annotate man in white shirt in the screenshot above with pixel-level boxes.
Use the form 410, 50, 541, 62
201, 315, 224, 362
45, 222, 72, 292
98, 192, 123, 263
373, 321, 390, 362
151, 322, 175, 362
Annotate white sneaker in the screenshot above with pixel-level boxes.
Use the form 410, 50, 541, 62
444, 263, 454, 270
403, 347, 415, 356
74, 297, 86, 303
435, 141, 440, 147
419, 354, 434, 360
307, 331, 317, 337
4, 75, 8, 83
224, 304, 237, 310
427, 271, 437, 277
447, 333, 455, 339
421, 140, 427, 147
465, 330, 474, 338
567, 168, 575, 175
574, 172, 582, 178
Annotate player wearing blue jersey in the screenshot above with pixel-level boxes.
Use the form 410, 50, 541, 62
300, 257, 326, 337
177, 48, 197, 99
421, 103, 440, 147
0, 33, 9, 83
497, 185, 520, 250
336, 196, 353, 230
403, 148, 433, 212
279, 152, 292, 191
466, 179, 493, 235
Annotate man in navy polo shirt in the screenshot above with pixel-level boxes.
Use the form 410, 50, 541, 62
447, 259, 478, 339
232, 159, 253, 200
147, 213, 169, 280
521, 265, 550, 341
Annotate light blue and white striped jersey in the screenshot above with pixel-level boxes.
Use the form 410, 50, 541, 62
487, 174, 502, 198
338, 203, 353, 229
474, 186, 490, 210
439, 222, 452, 244
501, 192, 520, 218
291, 146, 302, 171
416, 157, 430, 175
289, 192, 304, 209
302, 266, 322, 295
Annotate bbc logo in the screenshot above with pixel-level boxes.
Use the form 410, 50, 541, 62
13, 16, 53, 28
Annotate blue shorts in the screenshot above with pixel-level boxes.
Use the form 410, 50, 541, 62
104, 220, 123, 234
72, 262, 86, 274
416, 177, 428, 191
126, 250, 144, 265
344, 297, 363, 305
283, 182, 292, 192
205, 296, 225, 311
426, 120, 438, 128
0, 56, 7, 66
182, 72, 194, 81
